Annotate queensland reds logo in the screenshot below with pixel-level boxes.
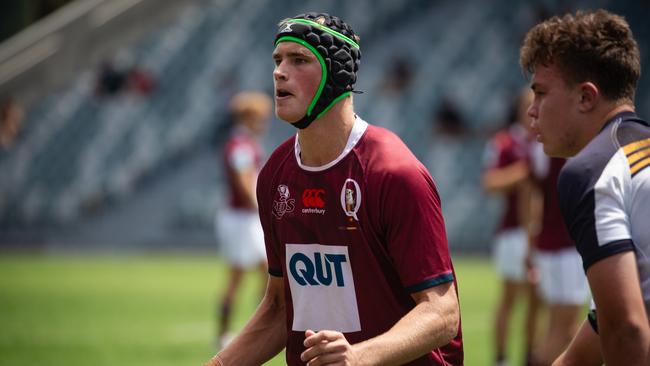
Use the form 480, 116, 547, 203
340, 179, 361, 221
273, 184, 295, 219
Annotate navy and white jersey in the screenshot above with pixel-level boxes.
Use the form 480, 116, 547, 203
558, 111, 650, 303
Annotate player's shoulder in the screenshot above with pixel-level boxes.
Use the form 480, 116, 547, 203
489, 126, 529, 160
359, 124, 415, 162
613, 112, 650, 145
225, 132, 256, 152
563, 112, 649, 184
558, 147, 607, 205
614, 113, 650, 177
358, 123, 431, 185
361, 125, 420, 166
259, 135, 295, 178
227, 135, 255, 150
492, 126, 519, 145
561, 120, 619, 183
362, 123, 400, 141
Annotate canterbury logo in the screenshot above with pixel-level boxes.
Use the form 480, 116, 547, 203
302, 189, 325, 208
280, 23, 293, 33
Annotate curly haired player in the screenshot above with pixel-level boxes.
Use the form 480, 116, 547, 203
520, 9, 650, 366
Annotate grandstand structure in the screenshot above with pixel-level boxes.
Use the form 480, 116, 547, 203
0, 0, 648, 251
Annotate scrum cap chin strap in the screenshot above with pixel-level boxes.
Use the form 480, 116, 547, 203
274, 14, 361, 129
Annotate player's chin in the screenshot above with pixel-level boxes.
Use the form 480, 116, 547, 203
275, 107, 304, 124
542, 142, 569, 158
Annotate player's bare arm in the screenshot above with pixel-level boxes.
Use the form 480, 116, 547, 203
300, 281, 459, 366
520, 178, 540, 281
587, 251, 650, 366
234, 166, 258, 209
482, 160, 529, 194
205, 276, 287, 366
552, 319, 602, 366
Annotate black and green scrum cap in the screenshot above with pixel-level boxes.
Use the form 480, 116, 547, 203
274, 13, 361, 129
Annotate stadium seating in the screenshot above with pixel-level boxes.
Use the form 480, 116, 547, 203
0, 0, 647, 251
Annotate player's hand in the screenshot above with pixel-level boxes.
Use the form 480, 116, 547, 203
301, 329, 362, 366
204, 353, 224, 366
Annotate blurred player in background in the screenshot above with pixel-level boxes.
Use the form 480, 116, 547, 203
206, 12, 462, 366
482, 88, 540, 366
527, 146, 589, 365
0, 96, 23, 150
214, 91, 271, 349
521, 9, 650, 365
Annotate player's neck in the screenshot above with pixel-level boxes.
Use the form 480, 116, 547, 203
297, 97, 356, 167
599, 103, 635, 125
579, 103, 635, 149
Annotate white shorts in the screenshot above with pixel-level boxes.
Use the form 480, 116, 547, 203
493, 228, 527, 282
215, 209, 266, 268
535, 248, 589, 305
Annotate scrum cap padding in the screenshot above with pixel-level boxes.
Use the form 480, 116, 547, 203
274, 13, 361, 129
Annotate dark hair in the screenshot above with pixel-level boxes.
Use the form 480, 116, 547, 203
520, 9, 640, 103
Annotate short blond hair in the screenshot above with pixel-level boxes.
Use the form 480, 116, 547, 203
229, 91, 272, 121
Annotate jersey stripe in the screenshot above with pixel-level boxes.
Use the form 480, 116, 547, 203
624, 138, 650, 177
623, 137, 650, 155
631, 155, 650, 176
404, 272, 454, 293
628, 146, 650, 163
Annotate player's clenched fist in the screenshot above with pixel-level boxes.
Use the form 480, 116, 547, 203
301, 330, 363, 366
204, 353, 224, 366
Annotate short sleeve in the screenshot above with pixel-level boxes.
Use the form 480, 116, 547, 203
482, 139, 499, 170
558, 154, 634, 271
482, 132, 523, 171
257, 167, 283, 277
381, 165, 454, 293
529, 142, 550, 180
229, 144, 255, 171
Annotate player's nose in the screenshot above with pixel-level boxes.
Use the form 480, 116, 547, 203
527, 102, 537, 119
273, 63, 287, 81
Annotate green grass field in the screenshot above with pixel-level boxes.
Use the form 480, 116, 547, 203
0, 254, 531, 365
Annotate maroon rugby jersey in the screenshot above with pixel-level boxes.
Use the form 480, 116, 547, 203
223, 127, 263, 210
529, 144, 574, 251
483, 124, 530, 232
257, 118, 463, 365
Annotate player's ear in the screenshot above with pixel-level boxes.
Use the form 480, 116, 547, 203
577, 81, 599, 113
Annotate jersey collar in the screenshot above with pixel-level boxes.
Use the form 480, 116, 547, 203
294, 115, 368, 172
